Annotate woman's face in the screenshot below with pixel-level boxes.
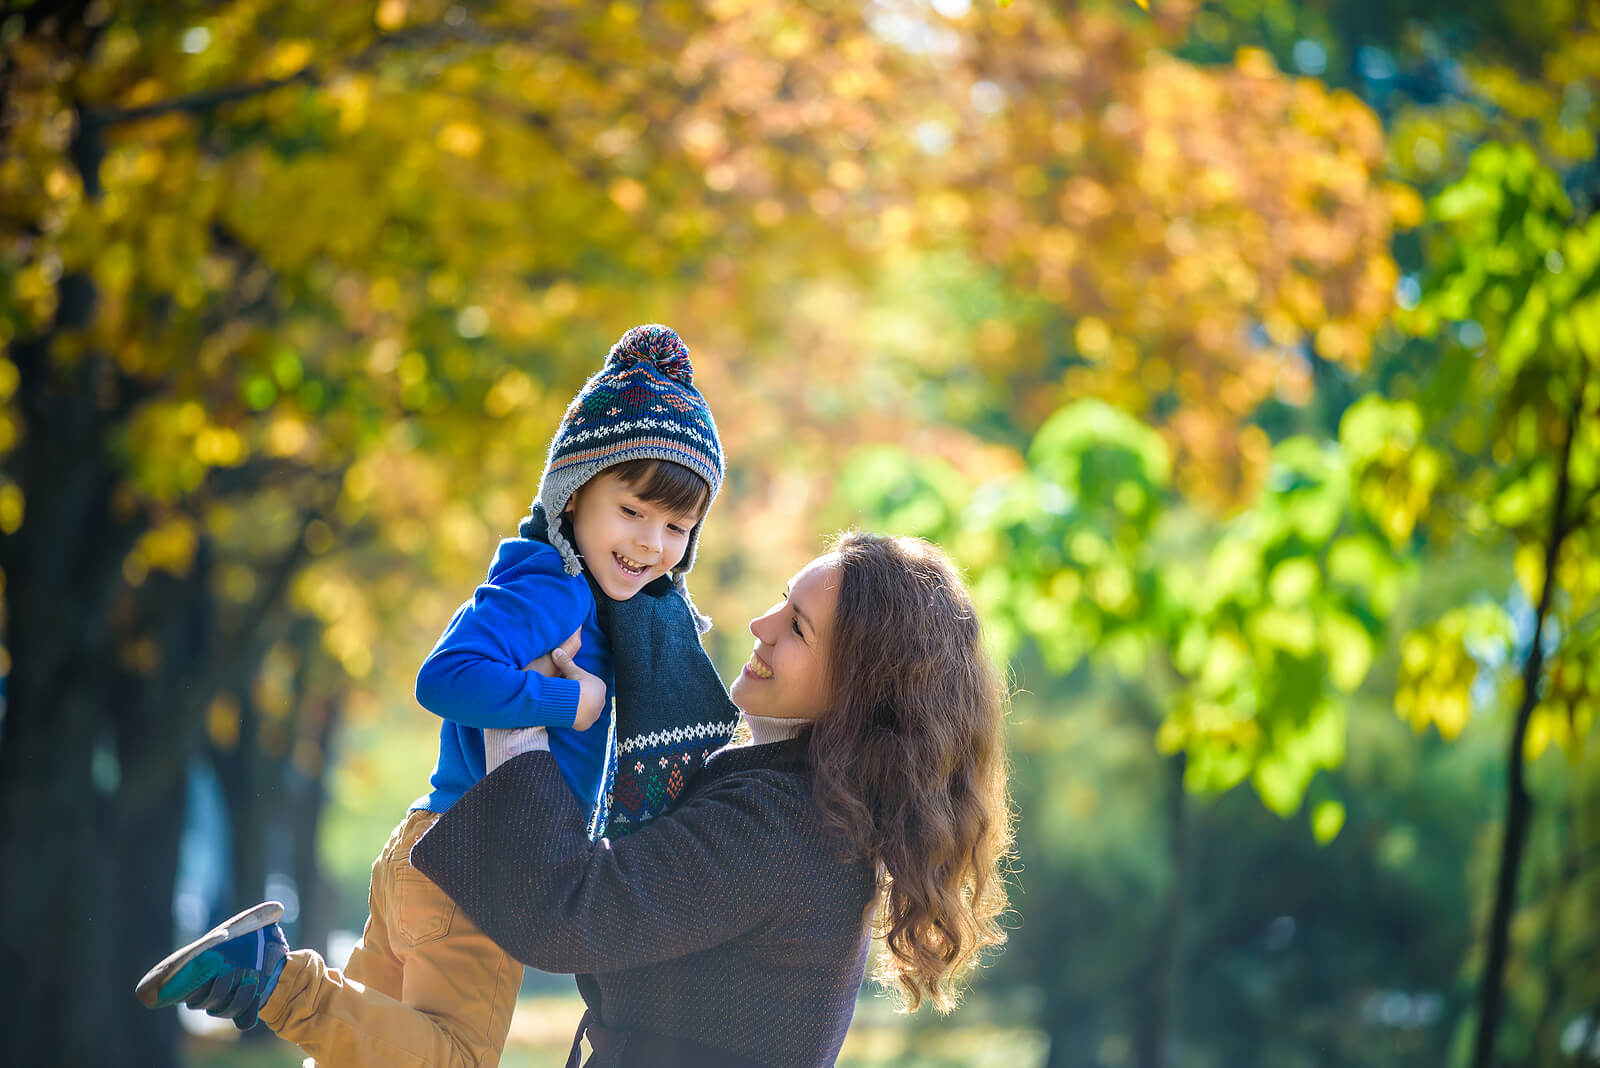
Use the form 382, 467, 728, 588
730, 553, 840, 721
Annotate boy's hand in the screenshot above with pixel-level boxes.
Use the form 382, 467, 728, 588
522, 628, 583, 678
551, 646, 607, 731
523, 629, 606, 731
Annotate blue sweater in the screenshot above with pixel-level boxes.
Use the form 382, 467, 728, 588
411, 538, 613, 817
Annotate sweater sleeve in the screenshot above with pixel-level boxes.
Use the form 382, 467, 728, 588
414, 561, 584, 730
411, 751, 804, 974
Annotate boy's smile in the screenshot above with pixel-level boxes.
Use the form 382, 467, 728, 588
567, 470, 702, 601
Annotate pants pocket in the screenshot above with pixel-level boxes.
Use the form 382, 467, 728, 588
391, 813, 454, 947
394, 865, 456, 947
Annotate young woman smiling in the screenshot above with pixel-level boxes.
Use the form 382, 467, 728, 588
424, 531, 1014, 1066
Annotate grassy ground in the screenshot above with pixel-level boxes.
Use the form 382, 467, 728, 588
185, 993, 1048, 1067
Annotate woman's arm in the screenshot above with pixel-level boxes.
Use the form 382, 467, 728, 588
411, 748, 808, 974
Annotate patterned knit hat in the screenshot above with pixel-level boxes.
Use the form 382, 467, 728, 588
536, 325, 723, 626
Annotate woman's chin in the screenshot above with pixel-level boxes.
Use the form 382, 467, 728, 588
729, 676, 759, 713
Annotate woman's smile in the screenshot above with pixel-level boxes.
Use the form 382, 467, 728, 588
742, 649, 775, 680
729, 556, 838, 720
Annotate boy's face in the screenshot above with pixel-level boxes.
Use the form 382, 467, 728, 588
566, 470, 702, 601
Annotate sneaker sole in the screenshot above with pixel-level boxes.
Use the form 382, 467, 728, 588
134, 901, 284, 1008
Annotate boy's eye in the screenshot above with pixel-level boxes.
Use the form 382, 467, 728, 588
668, 524, 687, 536
620, 506, 641, 518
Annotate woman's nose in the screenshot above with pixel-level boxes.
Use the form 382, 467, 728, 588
749, 606, 779, 640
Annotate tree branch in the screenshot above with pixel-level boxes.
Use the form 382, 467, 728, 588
81, 16, 580, 130
219, 507, 323, 666
86, 70, 318, 127
1470, 370, 1587, 1068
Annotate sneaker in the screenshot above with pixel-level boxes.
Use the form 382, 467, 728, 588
134, 901, 289, 1030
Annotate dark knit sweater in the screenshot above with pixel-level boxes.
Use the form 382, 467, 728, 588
411, 738, 877, 1068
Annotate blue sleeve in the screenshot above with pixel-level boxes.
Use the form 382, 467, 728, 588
415, 563, 585, 730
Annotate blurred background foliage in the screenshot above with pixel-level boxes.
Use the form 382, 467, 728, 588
2, 0, 1598, 1065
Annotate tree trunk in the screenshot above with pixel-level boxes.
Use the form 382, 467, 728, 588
215, 679, 271, 913
291, 687, 341, 964
113, 762, 190, 1067
0, 343, 154, 1065
1134, 751, 1188, 1068
0, 12, 180, 1050
1042, 993, 1094, 1068
0, 17, 324, 1064
113, 553, 216, 1064
1469, 385, 1582, 1068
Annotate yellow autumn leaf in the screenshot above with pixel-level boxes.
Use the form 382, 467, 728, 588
437, 121, 484, 159
0, 483, 22, 535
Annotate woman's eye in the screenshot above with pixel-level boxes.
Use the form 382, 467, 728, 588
791, 618, 804, 639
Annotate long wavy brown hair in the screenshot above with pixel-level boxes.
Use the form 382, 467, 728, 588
809, 531, 1015, 1013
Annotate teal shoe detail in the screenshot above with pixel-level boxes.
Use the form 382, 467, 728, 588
136, 902, 288, 1030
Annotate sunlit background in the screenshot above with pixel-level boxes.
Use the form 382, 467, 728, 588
3, 0, 1599, 1065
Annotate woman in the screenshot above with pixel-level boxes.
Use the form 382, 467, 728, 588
142, 531, 1013, 1067
413, 531, 1015, 1066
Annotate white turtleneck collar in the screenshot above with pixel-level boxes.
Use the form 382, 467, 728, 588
742, 713, 807, 746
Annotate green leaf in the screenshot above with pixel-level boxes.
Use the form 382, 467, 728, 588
1311, 800, 1346, 844
1322, 612, 1375, 693
1028, 400, 1171, 501
1339, 395, 1419, 464
1267, 557, 1319, 607
1432, 175, 1499, 224
1253, 606, 1318, 656
1253, 754, 1308, 817
1491, 463, 1554, 530
1499, 283, 1548, 376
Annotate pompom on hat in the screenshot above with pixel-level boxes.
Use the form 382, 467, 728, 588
533, 324, 724, 630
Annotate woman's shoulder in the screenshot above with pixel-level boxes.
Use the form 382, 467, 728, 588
699, 737, 811, 790
688, 740, 868, 876
673, 742, 813, 829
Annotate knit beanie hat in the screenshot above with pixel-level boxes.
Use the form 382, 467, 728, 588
535, 324, 724, 628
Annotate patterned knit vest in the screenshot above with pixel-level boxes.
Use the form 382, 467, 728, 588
519, 504, 740, 837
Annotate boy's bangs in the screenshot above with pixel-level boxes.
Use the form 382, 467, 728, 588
610, 459, 708, 520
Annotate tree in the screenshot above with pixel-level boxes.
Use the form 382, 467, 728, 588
830, 396, 1424, 1065
0, 2, 1430, 1063
0, 3, 951, 1062
1397, 140, 1600, 1068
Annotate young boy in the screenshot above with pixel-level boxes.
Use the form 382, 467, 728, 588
136, 324, 736, 1067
